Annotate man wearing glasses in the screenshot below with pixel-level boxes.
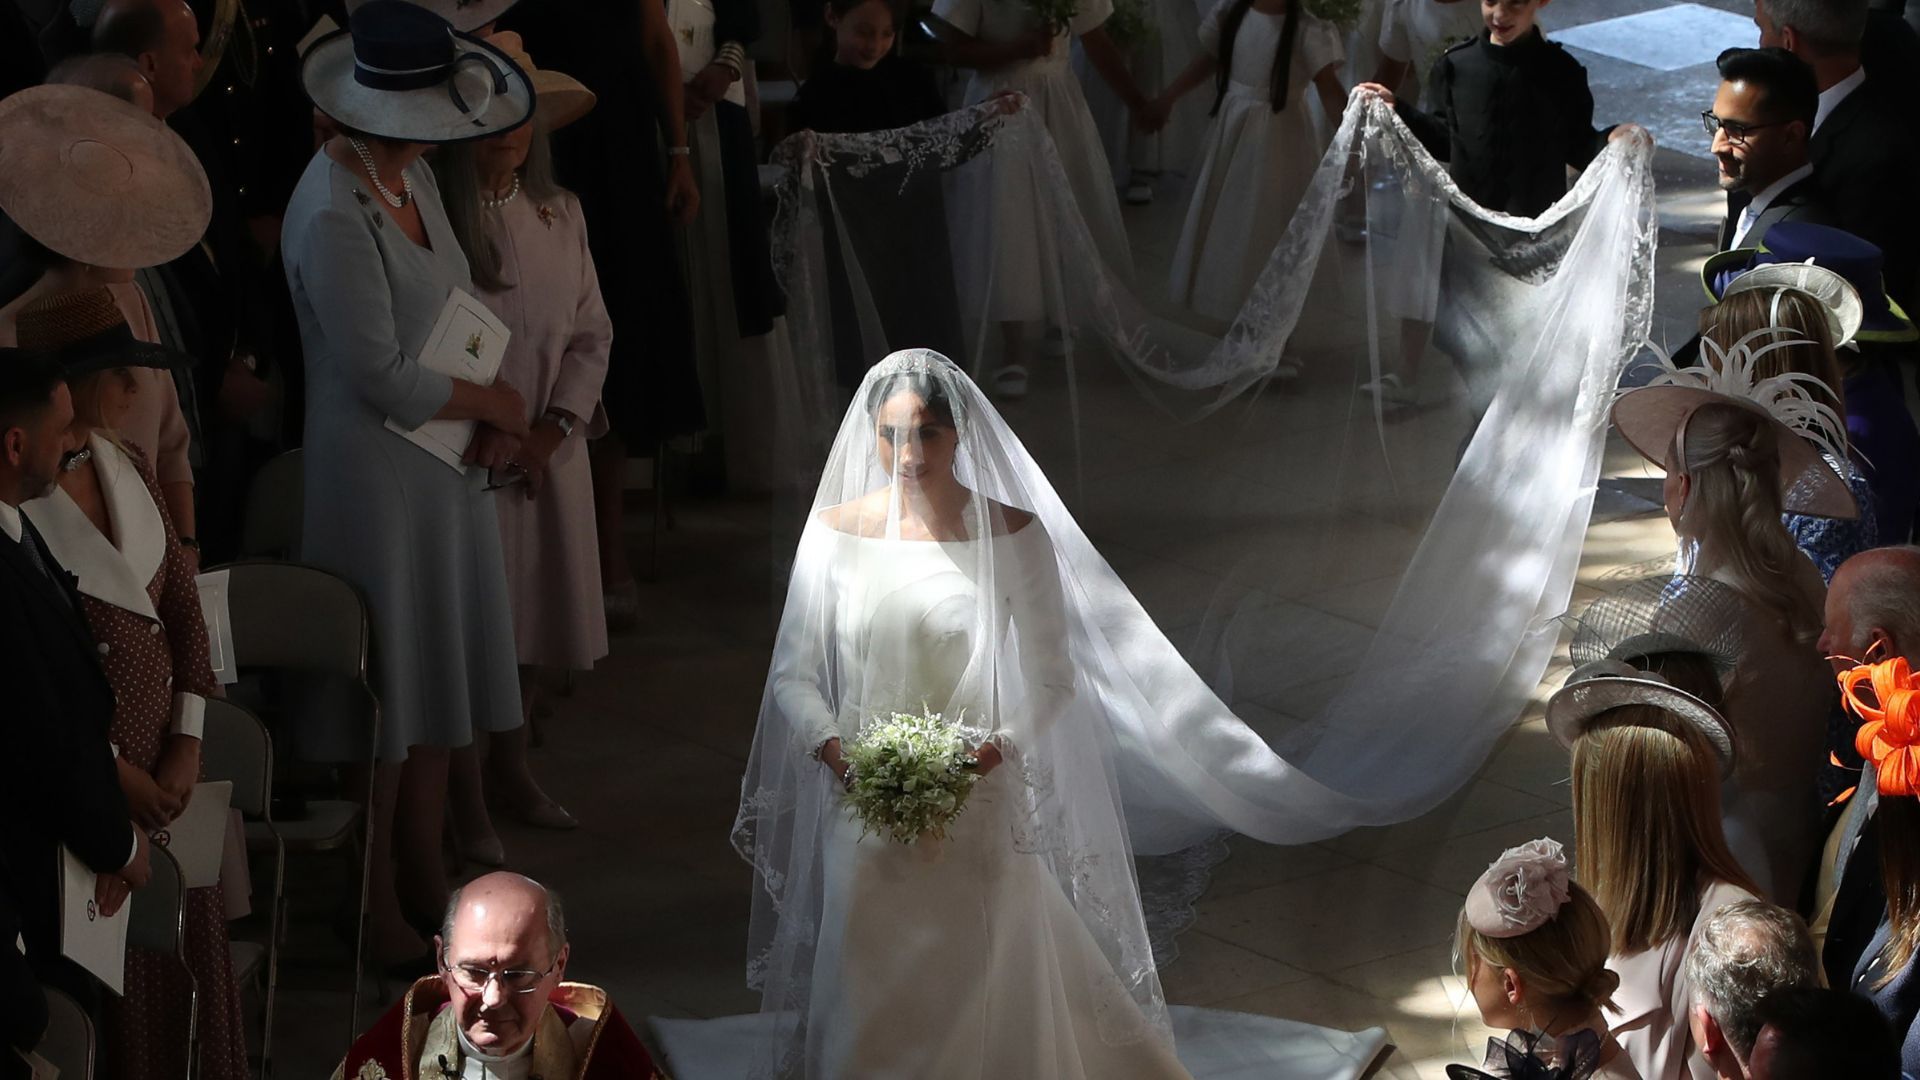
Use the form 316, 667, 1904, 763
332, 872, 668, 1079
1706, 47, 1830, 254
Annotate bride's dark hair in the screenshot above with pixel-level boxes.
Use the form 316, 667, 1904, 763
864, 369, 957, 426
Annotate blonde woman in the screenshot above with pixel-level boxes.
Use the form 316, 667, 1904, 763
1697, 281, 1877, 582
1451, 838, 1639, 1078
1549, 660, 1761, 1080
1614, 369, 1852, 902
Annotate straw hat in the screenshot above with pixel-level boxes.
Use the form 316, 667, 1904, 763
345, 0, 522, 33
301, 0, 533, 144
15, 288, 190, 376
0, 85, 212, 270
1546, 661, 1737, 777
485, 31, 595, 131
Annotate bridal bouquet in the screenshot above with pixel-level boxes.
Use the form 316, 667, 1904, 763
842, 710, 982, 844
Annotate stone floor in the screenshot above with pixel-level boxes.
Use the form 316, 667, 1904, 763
252, 16, 1748, 1075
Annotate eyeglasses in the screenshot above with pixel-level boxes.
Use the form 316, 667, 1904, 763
442, 954, 557, 995
1701, 111, 1784, 146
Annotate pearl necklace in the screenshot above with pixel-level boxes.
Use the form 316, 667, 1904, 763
347, 136, 411, 208
481, 175, 521, 210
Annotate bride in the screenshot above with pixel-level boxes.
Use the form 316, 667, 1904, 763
733, 350, 1193, 1077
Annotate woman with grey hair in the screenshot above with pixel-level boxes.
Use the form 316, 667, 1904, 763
434, 32, 613, 853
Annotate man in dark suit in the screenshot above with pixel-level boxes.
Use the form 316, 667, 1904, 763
0, 349, 151, 1012
1810, 548, 1920, 990
1759, 0, 1920, 312
1709, 48, 1830, 252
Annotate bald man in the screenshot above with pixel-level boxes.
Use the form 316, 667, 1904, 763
90, 0, 200, 119
1810, 547, 1920, 990
332, 872, 668, 1080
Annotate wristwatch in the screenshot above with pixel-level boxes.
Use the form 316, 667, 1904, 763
542, 410, 576, 437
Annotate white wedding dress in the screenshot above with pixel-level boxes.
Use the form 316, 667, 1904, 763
784, 528, 1190, 1078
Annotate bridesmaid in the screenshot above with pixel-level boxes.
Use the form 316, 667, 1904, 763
17, 287, 247, 1080
436, 34, 610, 845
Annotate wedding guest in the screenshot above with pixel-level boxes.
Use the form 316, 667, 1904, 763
500, 0, 706, 626
0, 83, 208, 553
282, 1, 531, 963
1833, 655, 1920, 1070
791, 0, 948, 133
1701, 224, 1920, 545
437, 32, 611, 843
1614, 370, 1850, 896
330, 872, 665, 1079
1757, 0, 1920, 311
1696, 283, 1876, 580
1747, 987, 1900, 1077
1813, 548, 1920, 989
0, 346, 151, 1015
1453, 838, 1638, 1077
96, 0, 308, 563
1685, 901, 1820, 1080
16, 288, 245, 1080
1706, 48, 1828, 256
1549, 659, 1762, 1080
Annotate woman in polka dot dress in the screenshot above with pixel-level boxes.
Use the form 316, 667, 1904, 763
18, 288, 248, 1080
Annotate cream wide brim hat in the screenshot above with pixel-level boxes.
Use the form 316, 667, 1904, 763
300, 23, 534, 144
0, 85, 212, 270
1611, 386, 1858, 520
485, 31, 595, 132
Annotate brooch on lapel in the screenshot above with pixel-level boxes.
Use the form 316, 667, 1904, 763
355, 1062, 388, 1080
537, 204, 556, 230
351, 188, 383, 228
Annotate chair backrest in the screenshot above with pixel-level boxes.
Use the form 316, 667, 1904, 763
241, 449, 304, 559
36, 986, 95, 1079
127, 844, 185, 956
214, 560, 370, 679
201, 697, 272, 818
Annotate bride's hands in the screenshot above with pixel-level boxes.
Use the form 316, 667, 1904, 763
970, 742, 1002, 777
818, 738, 852, 788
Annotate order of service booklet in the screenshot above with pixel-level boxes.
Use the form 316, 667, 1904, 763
384, 287, 511, 473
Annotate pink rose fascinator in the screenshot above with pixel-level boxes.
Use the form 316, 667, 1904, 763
1464, 838, 1573, 939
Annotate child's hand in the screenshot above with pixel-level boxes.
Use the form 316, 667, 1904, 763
1608, 123, 1652, 150
1352, 82, 1395, 107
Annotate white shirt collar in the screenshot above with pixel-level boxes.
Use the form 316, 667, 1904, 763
456, 1027, 534, 1080
1815, 66, 1867, 134
1731, 162, 1815, 248
0, 500, 20, 544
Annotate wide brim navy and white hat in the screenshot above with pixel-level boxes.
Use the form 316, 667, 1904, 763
301, 0, 533, 145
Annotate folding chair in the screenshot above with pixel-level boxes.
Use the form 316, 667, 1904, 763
34, 986, 95, 1079
207, 560, 379, 1049
127, 845, 196, 1079
239, 450, 303, 560
201, 697, 283, 1078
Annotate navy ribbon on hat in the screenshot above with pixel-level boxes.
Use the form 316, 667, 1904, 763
350, 4, 507, 125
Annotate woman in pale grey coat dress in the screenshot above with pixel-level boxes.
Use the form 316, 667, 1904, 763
282, 0, 536, 964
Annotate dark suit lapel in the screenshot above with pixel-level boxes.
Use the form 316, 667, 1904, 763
1812, 86, 1869, 162
1720, 190, 1750, 251
0, 525, 96, 652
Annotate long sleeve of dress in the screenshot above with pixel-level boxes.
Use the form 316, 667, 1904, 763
291, 201, 454, 431
1002, 527, 1075, 750
545, 198, 614, 431
771, 528, 844, 757
140, 455, 218, 706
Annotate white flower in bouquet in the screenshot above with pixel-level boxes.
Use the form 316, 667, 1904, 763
842, 709, 984, 844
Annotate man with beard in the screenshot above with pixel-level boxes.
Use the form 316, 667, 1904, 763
0, 348, 151, 1018
1709, 47, 1830, 254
